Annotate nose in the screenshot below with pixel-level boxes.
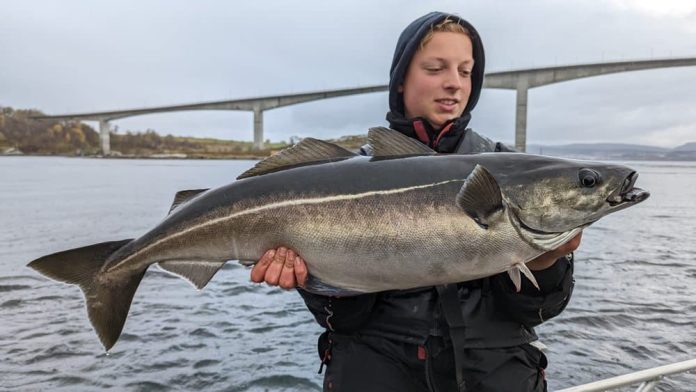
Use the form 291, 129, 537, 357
443, 68, 462, 91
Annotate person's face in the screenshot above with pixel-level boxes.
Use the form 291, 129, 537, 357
399, 32, 474, 129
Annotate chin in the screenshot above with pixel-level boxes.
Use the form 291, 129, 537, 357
430, 116, 454, 129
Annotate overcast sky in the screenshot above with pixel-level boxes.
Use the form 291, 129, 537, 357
2, 0, 696, 147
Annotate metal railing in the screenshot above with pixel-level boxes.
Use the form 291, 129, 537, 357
557, 358, 696, 392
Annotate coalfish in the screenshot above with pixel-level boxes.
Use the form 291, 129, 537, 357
28, 127, 649, 350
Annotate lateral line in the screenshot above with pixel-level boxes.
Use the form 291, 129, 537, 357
110, 179, 464, 270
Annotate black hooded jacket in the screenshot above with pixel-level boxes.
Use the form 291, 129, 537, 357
386, 12, 485, 153
298, 12, 574, 348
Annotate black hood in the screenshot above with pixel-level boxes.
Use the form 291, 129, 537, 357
387, 12, 485, 141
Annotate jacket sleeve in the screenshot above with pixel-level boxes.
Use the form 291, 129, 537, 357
297, 288, 378, 332
489, 254, 575, 328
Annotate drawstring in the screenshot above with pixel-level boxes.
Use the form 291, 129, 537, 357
318, 299, 336, 374
324, 299, 335, 331
318, 335, 333, 374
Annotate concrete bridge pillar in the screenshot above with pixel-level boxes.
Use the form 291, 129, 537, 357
253, 106, 264, 150
99, 119, 111, 156
515, 82, 529, 152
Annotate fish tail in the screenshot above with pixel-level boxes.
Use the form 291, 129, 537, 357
27, 239, 142, 351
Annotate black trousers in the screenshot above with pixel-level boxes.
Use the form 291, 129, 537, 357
319, 333, 547, 392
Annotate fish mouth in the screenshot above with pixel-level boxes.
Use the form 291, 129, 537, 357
606, 171, 650, 206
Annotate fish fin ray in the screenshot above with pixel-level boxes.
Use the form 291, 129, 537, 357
169, 189, 209, 214
507, 263, 540, 292
517, 262, 540, 290
367, 127, 436, 156
237, 138, 356, 179
507, 267, 522, 292
158, 260, 226, 289
302, 274, 367, 297
27, 239, 143, 351
456, 165, 504, 228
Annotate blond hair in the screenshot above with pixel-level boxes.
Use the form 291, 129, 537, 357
419, 17, 471, 50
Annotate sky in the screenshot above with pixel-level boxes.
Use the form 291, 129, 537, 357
2, 0, 696, 147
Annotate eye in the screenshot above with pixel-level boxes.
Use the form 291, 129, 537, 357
578, 168, 601, 188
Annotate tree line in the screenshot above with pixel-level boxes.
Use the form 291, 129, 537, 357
0, 106, 282, 157
0, 107, 99, 154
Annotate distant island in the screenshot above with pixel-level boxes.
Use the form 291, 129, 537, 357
1, 106, 694, 160
526, 142, 696, 161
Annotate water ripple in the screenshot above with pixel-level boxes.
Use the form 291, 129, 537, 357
2, 158, 694, 391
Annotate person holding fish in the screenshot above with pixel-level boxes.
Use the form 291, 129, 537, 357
251, 11, 582, 392
29, 11, 649, 390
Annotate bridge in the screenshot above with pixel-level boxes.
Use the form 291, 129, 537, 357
33, 58, 696, 154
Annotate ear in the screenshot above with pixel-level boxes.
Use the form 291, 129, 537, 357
398, 84, 404, 93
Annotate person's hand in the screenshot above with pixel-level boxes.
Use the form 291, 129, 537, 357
250, 246, 308, 289
526, 232, 582, 271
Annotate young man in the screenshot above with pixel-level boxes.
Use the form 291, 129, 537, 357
251, 12, 581, 392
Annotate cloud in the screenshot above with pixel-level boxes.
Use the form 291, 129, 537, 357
1, 0, 695, 146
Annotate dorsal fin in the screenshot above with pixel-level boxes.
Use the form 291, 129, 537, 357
169, 189, 209, 214
368, 127, 436, 156
237, 138, 357, 180
455, 165, 504, 229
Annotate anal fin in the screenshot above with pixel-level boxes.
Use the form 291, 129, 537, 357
158, 260, 226, 289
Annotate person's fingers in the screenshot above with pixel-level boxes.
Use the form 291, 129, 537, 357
294, 256, 308, 288
264, 246, 287, 286
250, 249, 275, 283
278, 249, 297, 289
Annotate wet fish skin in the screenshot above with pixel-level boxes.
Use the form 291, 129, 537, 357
27, 128, 649, 350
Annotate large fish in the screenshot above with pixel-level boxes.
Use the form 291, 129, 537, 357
28, 127, 649, 350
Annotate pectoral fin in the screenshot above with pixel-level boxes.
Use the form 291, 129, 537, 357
507, 263, 540, 292
456, 165, 504, 229
158, 260, 226, 289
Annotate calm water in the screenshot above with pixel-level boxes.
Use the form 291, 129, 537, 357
0, 157, 694, 391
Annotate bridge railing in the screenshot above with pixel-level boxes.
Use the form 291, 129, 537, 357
556, 358, 696, 392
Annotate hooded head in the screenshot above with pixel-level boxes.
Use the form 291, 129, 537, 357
388, 12, 486, 128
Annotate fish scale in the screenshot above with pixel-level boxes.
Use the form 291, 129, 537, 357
27, 127, 649, 350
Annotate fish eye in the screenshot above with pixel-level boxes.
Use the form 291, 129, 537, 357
579, 168, 601, 188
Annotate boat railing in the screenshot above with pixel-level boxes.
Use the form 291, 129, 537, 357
556, 358, 696, 392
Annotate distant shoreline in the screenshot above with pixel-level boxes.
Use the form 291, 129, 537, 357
2, 151, 695, 162
0, 152, 269, 160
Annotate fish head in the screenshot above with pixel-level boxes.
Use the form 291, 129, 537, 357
492, 155, 650, 236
